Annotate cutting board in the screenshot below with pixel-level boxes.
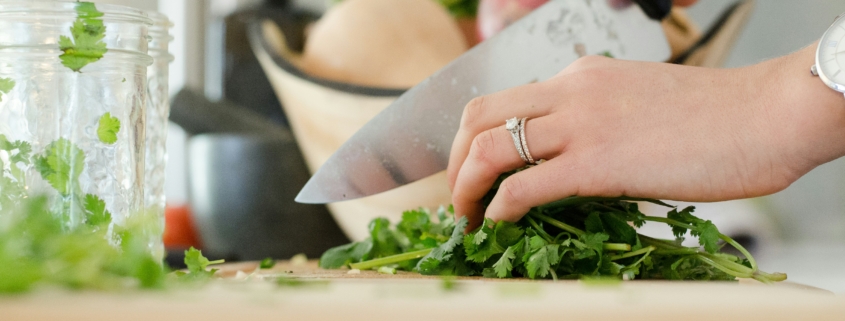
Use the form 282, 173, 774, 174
3, 260, 844, 321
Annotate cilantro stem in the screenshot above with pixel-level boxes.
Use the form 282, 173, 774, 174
652, 248, 699, 255
695, 255, 751, 279
530, 213, 585, 236
525, 216, 555, 243
643, 216, 758, 271
698, 253, 753, 275
208, 259, 225, 265
626, 246, 655, 270
639, 235, 683, 249
349, 248, 433, 270
540, 197, 673, 211
719, 234, 757, 271
549, 268, 558, 281
642, 216, 696, 231
609, 246, 655, 261
603, 243, 632, 252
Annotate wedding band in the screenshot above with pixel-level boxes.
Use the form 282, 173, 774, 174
505, 117, 529, 163
519, 118, 535, 165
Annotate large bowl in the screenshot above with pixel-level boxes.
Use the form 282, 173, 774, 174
247, 2, 755, 241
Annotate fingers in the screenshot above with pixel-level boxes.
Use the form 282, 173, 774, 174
447, 82, 556, 190
451, 117, 566, 230
485, 156, 595, 223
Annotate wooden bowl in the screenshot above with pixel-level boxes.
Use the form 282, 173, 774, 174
249, 20, 453, 241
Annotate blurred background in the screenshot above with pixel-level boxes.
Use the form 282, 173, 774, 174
93, 0, 845, 293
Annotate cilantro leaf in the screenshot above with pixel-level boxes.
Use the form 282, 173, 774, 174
524, 236, 560, 279
59, 2, 108, 72
492, 246, 516, 278
416, 216, 468, 275
181, 247, 224, 280
585, 212, 605, 234
259, 257, 276, 269
0, 77, 14, 102
695, 221, 721, 254
369, 217, 402, 258
599, 212, 638, 246
318, 240, 373, 269
34, 138, 85, 196
96, 112, 120, 144
83, 194, 111, 226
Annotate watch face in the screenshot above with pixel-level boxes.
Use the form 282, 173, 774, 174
818, 16, 845, 89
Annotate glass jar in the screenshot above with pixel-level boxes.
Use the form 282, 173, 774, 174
0, 1, 153, 239
144, 10, 173, 261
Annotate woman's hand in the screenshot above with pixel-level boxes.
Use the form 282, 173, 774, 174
447, 44, 845, 230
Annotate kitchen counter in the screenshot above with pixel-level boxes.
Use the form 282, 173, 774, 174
3, 261, 844, 321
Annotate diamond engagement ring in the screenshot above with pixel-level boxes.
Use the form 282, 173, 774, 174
519, 118, 535, 165
506, 117, 530, 164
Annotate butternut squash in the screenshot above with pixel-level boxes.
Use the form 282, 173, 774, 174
300, 0, 468, 88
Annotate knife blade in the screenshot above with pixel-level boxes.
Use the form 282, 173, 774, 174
296, 0, 671, 204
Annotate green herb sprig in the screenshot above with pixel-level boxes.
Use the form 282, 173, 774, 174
59, 2, 108, 72
320, 172, 787, 283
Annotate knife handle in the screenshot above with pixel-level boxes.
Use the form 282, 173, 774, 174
631, 0, 673, 21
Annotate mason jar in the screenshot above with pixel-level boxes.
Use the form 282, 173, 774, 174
144, 10, 174, 261
0, 1, 152, 237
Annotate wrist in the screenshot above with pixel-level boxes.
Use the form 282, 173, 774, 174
767, 42, 845, 173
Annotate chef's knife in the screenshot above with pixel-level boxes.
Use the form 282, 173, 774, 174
296, 0, 672, 204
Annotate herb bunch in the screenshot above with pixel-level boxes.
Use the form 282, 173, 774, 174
320, 174, 786, 283
0, 194, 224, 293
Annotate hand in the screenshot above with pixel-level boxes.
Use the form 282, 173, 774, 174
447, 44, 845, 230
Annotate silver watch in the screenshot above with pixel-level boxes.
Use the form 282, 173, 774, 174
812, 13, 845, 97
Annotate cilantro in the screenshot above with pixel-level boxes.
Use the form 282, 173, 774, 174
180, 247, 224, 281
0, 135, 32, 208
259, 257, 276, 269
0, 196, 170, 293
59, 2, 108, 72
96, 112, 120, 144
0, 77, 14, 102
320, 172, 785, 283
83, 194, 111, 226
377, 266, 397, 275
524, 236, 560, 279
319, 241, 373, 269
34, 138, 85, 196
312, 167, 786, 283
492, 246, 516, 278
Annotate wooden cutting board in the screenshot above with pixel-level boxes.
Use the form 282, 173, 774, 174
3, 260, 844, 321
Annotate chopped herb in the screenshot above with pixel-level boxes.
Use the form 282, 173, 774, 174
82, 194, 111, 227
33, 138, 85, 196
178, 247, 224, 281
377, 266, 397, 275
319, 170, 787, 283
259, 257, 276, 269
59, 2, 108, 72
0, 77, 14, 102
96, 112, 120, 144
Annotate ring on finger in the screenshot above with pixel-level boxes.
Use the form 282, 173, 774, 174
519, 117, 536, 165
505, 117, 529, 164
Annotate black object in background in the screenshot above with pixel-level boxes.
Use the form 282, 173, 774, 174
221, 1, 319, 126
188, 133, 350, 261
168, 88, 350, 262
